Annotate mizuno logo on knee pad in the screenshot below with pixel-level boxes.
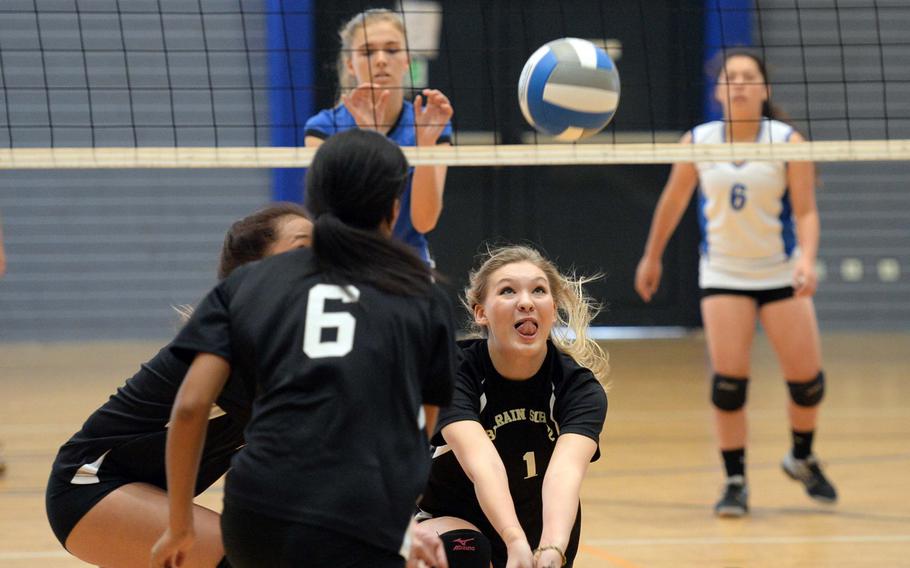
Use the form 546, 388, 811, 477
452, 538, 476, 551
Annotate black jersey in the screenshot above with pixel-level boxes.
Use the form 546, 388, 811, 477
419, 339, 607, 561
50, 343, 251, 492
171, 247, 457, 554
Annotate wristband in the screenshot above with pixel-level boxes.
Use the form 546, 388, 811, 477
534, 544, 567, 567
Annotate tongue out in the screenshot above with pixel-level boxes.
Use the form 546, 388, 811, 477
516, 320, 538, 336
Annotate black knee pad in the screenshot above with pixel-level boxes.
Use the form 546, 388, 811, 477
439, 529, 492, 568
787, 371, 825, 407
217, 558, 232, 568
712, 374, 748, 411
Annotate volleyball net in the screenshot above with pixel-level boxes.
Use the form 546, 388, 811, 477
1, 1, 909, 168
2, 1, 908, 339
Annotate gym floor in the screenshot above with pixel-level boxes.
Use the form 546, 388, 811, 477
1, 332, 908, 567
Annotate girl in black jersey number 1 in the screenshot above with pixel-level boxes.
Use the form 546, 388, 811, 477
151, 129, 457, 568
416, 246, 609, 568
45, 203, 312, 568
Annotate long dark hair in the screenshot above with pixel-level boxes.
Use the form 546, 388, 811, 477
305, 129, 432, 295
218, 202, 310, 279
711, 48, 790, 122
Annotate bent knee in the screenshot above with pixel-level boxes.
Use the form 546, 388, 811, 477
440, 529, 492, 568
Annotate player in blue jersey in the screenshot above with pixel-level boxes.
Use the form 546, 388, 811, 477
635, 50, 836, 517
417, 245, 609, 568
304, 8, 453, 264
46, 203, 311, 568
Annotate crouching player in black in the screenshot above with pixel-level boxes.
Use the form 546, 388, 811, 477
417, 245, 609, 568
151, 129, 457, 568
45, 203, 312, 568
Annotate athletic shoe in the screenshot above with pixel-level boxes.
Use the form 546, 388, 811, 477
781, 453, 837, 503
714, 475, 748, 517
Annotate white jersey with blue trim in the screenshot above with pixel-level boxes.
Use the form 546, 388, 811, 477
692, 119, 799, 289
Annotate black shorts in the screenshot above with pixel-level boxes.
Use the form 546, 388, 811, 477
221, 501, 405, 568
700, 286, 794, 307
45, 469, 135, 547
46, 438, 234, 547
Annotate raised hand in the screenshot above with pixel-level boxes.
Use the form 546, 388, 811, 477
342, 83, 393, 132
414, 89, 453, 147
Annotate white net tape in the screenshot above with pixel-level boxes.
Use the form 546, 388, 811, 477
2, 140, 909, 169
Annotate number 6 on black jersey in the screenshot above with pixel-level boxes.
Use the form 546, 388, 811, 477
303, 284, 360, 358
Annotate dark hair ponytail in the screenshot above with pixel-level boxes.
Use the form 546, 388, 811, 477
305, 129, 433, 296
219, 202, 310, 279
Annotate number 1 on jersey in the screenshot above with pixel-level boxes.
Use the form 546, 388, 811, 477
303, 284, 360, 358
523, 451, 538, 479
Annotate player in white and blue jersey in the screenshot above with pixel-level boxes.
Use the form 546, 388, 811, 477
635, 50, 836, 518
304, 8, 453, 264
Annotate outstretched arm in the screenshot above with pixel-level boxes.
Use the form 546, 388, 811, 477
535, 434, 597, 567
442, 420, 534, 568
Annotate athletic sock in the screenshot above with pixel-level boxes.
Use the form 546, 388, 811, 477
791, 429, 815, 460
722, 448, 746, 480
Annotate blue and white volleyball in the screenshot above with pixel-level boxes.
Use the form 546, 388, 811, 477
518, 38, 620, 141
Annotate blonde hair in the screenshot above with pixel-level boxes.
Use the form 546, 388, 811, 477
336, 9, 408, 98
464, 245, 610, 383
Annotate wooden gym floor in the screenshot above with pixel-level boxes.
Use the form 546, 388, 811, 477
1, 332, 908, 567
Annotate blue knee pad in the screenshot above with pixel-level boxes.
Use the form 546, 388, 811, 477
787, 371, 825, 407
712, 374, 748, 411
439, 529, 491, 568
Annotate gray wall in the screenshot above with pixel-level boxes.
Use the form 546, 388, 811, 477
1, 2, 907, 342
756, 1, 910, 329
0, 1, 271, 341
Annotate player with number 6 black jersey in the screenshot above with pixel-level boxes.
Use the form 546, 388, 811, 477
151, 129, 457, 568
416, 246, 609, 568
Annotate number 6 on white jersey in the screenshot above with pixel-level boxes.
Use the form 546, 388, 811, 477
303, 284, 360, 358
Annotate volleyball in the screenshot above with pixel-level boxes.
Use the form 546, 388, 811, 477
518, 38, 620, 141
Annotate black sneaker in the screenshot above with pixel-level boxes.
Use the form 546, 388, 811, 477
714, 475, 748, 517
781, 453, 837, 503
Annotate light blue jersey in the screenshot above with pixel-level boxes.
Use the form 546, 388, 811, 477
692, 119, 798, 289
